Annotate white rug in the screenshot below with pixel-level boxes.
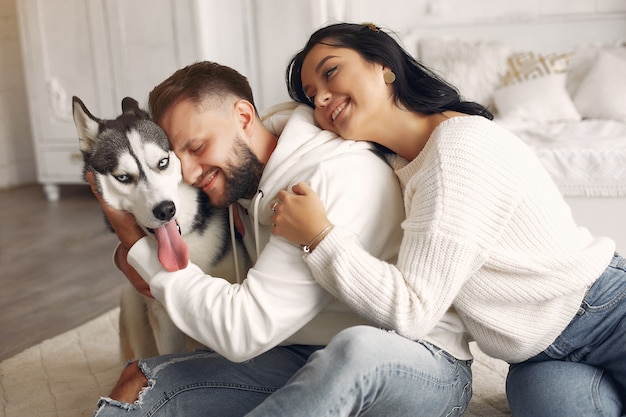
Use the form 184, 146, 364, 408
0, 309, 511, 416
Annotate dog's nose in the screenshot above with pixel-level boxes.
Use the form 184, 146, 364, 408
153, 201, 176, 221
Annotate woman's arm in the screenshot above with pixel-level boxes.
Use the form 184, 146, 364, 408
270, 175, 484, 341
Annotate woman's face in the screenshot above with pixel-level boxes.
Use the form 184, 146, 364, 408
301, 43, 393, 141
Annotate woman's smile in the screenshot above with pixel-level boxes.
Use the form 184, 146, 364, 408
331, 101, 348, 121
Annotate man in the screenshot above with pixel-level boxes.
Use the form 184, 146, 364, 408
89, 61, 404, 416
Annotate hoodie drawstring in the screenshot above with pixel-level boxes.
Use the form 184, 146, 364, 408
227, 190, 264, 284
228, 204, 242, 283
252, 190, 263, 260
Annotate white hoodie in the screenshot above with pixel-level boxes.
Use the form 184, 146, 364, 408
127, 103, 405, 362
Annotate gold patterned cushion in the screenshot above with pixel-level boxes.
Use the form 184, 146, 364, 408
500, 51, 572, 87
493, 50, 581, 122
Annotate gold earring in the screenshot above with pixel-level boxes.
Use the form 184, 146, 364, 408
383, 71, 396, 84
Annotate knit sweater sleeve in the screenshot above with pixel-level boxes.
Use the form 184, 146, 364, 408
305, 117, 515, 340
307, 227, 484, 340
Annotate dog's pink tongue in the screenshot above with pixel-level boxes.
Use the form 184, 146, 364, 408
153, 221, 189, 271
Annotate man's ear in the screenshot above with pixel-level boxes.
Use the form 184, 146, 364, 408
233, 99, 257, 136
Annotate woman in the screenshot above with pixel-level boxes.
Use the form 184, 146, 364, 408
263, 23, 625, 416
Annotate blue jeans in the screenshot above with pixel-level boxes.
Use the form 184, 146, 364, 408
246, 326, 472, 417
93, 345, 321, 417
506, 253, 626, 417
93, 327, 472, 417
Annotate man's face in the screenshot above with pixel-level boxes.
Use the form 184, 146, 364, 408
158, 97, 264, 207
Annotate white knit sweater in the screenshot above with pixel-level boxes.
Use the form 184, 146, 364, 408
306, 116, 615, 363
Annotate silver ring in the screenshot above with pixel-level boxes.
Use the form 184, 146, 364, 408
271, 201, 279, 213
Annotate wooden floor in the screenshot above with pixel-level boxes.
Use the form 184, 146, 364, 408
0, 184, 124, 361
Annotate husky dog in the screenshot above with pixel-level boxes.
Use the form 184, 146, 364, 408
72, 96, 248, 360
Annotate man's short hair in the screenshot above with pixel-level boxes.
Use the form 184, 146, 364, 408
149, 61, 256, 123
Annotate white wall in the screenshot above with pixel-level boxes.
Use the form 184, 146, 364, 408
0, 0, 36, 189
338, 0, 626, 28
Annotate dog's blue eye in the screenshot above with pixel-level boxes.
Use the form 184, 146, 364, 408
158, 157, 169, 170
114, 174, 132, 184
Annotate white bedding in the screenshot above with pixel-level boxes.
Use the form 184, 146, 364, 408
497, 119, 626, 197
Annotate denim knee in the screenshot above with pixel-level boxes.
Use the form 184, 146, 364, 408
318, 326, 470, 385
324, 326, 383, 356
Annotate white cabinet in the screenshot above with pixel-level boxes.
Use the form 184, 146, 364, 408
17, 0, 204, 201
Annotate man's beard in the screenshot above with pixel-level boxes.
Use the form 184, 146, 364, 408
219, 135, 264, 206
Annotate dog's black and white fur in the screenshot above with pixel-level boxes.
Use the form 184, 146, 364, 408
72, 96, 249, 360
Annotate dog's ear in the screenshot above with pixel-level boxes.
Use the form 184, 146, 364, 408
121, 97, 140, 113
121, 97, 149, 119
72, 96, 101, 154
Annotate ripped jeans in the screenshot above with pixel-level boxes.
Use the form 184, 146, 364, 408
93, 326, 472, 417
92, 345, 319, 417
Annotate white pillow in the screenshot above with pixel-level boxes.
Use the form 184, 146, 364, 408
573, 50, 626, 121
493, 51, 581, 122
566, 41, 626, 96
417, 37, 511, 108
494, 74, 581, 122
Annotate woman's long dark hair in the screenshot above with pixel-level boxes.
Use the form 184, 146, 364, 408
286, 23, 493, 120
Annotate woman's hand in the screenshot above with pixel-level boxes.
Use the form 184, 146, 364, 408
271, 182, 332, 247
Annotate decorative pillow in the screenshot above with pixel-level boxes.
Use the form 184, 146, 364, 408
416, 37, 511, 108
573, 49, 626, 121
493, 51, 581, 122
566, 40, 626, 97
499, 51, 571, 86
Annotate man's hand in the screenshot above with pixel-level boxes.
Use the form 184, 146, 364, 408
115, 245, 153, 298
85, 172, 145, 250
86, 172, 153, 298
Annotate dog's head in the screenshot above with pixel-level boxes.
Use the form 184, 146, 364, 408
72, 96, 189, 271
